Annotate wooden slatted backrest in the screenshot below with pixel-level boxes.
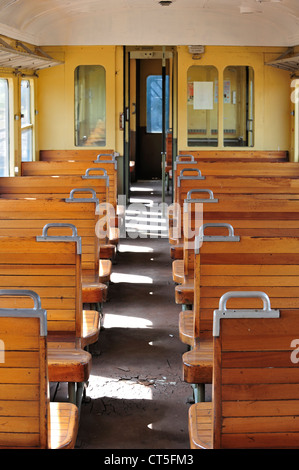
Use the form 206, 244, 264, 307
193, 234, 299, 342
40, 149, 115, 161
172, 194, 299, 247
0, 174, 108, 204
0, 175, 109, 245
21, 159, 117, 210
173, 159, 299, 203
178, 150, 288, 161
177, 173, 299, 207
213, 293, 299, 449
0, 236, 82, 344
0, 289, 49, 448
0, 197, 100, 276
180, 197, 299, 282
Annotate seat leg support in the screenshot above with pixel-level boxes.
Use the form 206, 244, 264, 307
192, 383, 205, 403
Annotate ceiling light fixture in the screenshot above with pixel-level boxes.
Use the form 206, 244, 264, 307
159, 1, 173, 6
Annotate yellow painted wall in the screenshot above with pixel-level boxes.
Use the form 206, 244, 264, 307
177, 46, 292, 156
37, 46, 124, 155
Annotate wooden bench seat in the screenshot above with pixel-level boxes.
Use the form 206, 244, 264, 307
171, 168, 299, 252
21, 158, 119, 249
181, 233, 299, 401
172, 159, 299, 207
0, 175, 112, 285
0, 289, 79, 448
179, 149, 288, 161
0, 236, 92, 408
38, 149, 119, 240
174, 197, 299, 305
189, 292, 299, 449
0, 196, 108, 324
168, 150, 288, 182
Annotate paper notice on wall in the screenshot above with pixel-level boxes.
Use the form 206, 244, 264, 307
193, 81, 214, 110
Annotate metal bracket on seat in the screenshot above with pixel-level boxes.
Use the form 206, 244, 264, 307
213, 291, 280, 337
36, 223, 82, 254
0, 289, 47, 336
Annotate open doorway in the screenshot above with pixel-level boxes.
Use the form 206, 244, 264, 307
135, 58, 170, 179
125, 47, 175, 198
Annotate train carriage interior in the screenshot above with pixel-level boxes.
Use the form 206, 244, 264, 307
0, 0, 299, 453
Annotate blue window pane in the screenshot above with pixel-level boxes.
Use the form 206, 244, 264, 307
146, 75, 169, 133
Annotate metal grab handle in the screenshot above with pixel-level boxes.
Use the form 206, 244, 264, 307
179, 168, 204, 178
174, 154, 195, 171
199, 223, 236, 238
0, 289, 42, 310
66, 188, 99, 203
177, 168, 205, 186
41, 222, 78, 238
0, 289, 47, 336
82, 167, 110, 186
94, 153, 116, 162
213, 291, 280, 337
195, 223, 240, 254
94, 154, 118, 169
83, 167, 107, 177
36, 223, 82, 254
176, 154, 195, 162
219, 291, 272, 312
186, 188, 217, 201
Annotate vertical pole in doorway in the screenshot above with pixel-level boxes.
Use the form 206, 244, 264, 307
161, 46, 166, 210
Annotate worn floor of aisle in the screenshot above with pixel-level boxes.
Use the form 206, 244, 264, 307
76, 180, 194, 449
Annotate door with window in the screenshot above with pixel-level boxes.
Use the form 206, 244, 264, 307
136, 59, 170, 179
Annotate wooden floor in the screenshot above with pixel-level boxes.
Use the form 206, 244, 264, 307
53, 180, 198, 449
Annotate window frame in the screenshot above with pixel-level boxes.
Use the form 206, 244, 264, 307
20, 78, 34, 162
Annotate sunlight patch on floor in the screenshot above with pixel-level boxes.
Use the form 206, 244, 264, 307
110, 272, 153, 284
87, 375, 153, 400
118, 243, 154, 253
102, 313, 153, 329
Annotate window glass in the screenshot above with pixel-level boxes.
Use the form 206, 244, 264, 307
223, 66, 254, 147
187, 66, 218, 147
74, 65, 106, 146
146, 75, 169, 133
21, 80, 33, 161
0, 79, 9, 175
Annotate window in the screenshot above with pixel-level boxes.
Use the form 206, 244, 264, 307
74, 65, 106, 146
223, 66, 254, 147
187, 66, 218, 147
0, 79, 9, 175
21, 79, 33, 161
146, 75, 169, 133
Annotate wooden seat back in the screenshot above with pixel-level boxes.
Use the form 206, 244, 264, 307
0, 196, 100, 278
179, 149, 288, 162
40, 149, 115, 161
0, 235, 82, 345
212, 292, 299, 449
193, 232, 299, 342
180, 196, 299, 283
171, 192, 299, 250
0, 289, 49, 448
0, 174, 110, 245
21, 159, 117, 210
173, 158, 299, 203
